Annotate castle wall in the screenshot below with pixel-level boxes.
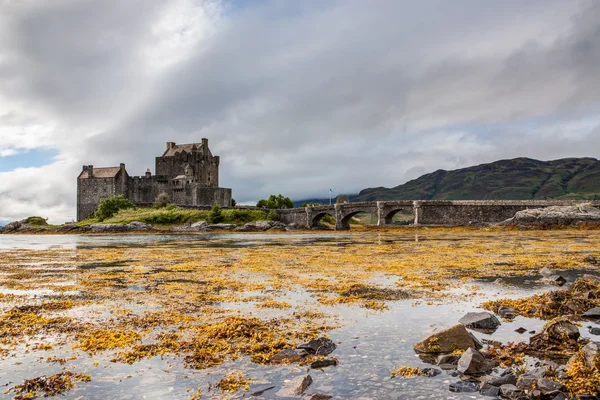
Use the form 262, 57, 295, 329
155, 152, 219, 187
77, 177, 118, 221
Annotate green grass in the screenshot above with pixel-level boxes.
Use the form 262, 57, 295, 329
79, 207, 269, 226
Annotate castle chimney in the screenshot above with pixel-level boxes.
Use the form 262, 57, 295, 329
201, 138, 208, 148
145, 168, 151, 178
88, 165, 94, 178
166, 142, 176, 150
120, 163, 125, 170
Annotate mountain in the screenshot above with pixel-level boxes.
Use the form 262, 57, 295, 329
354, 157, 600, 201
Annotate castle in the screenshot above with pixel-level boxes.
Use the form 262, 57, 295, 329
77, 138, 232, 221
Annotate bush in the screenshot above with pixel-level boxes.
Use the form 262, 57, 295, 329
208, 202, 224, 224
256, 194, 293, 209
267, 210, 280, 222
154, 192, 170, 209
94, 195, 134, 221
24, 216, 48, 226
231, 199, 237, 207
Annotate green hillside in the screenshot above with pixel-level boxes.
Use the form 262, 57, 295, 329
354, 157, 600, 201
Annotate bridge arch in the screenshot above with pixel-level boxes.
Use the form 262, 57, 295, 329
310, 211, 336, 228
383, 208, 415, 225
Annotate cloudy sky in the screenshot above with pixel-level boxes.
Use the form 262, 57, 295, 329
0, 0, 599, 223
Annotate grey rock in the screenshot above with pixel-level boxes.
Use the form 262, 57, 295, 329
414, 324, 482, 354
297, 337, 336, 356
499, 384, 519, 397
502, 204, 600, 227
587, 326, 600, 335
436, 354, 460, 365
270, 349, 306, 363
190, 221, 209, 231
89, 224, 131, 233
540, 266, 556, 277
276, 375, 313, 397
498, 306, 518, 318
207, 223, 236, 230
127, 221, 153, 230
421, 368, 442, 377
449, 381, 479, 393
488, 373, 517, 387
302, 394, 332, 400
536, 377, 564, 394
542, 275, 567, 286
480, 385, 500, 397
583, 307, 600, 318
459, 312, 501, 331
457, 348, 495, 375
310, 358, 337, 369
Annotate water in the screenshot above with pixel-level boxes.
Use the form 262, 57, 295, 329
0, 231, 599, 399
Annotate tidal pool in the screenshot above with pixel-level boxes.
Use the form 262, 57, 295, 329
1, 229, 599, 399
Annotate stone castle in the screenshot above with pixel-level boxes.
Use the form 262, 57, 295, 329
77, 138, 232, 221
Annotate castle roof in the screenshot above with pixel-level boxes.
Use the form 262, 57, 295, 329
162, 143, 204, 157
78, 167, 121, 179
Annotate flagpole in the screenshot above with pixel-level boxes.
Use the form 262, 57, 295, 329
329, 189, 332, 205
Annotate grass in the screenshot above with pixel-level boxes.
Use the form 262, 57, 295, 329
79, 207, 269, 226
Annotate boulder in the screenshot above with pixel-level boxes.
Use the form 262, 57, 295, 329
127, 221, 153, 230
457, 348, 496, 375
190, 221, 209, 231
0, 221, 22, 233
89, 224, 132, 233
297, 337, 337, 356
459, 312, 501, 331
536, 377, 564, 394
448, 381, 479, 393
480, 385, 500, 397
270, 349, 307, 364
501, 204, 600, 228
541, 275, 567, 286
276, 375, 312, 397
540, 266, 556, 277
499, 384, 519, 397
587, 326, 600, 335
421, 368, 442, 377
583, 307, 600, 319
414, 324, 482, 354
498, 306, 518, 318
310, 358, 338, 369
207, 223, 236, 230
488, 373, 517, 387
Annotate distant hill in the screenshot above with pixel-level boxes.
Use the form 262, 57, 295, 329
354, 157, 600, 202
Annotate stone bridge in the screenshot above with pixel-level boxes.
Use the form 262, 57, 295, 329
276, 200, 600, 230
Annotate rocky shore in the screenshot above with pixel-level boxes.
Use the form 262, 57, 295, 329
0, 219, 299, 234
501, 204, 600, 229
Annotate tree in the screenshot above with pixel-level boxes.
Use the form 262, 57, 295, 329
208, 201, 224, 223
154, 192, 169, 208
256, 194, 293, 209
231, 199, 237, 207
95, 195, 134, 221
336, 196, 349, 204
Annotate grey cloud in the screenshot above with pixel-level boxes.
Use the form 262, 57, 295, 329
0, 0, 599, 221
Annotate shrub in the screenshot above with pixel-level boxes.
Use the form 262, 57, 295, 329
256, 194, 293, 209
208, 202, 224, 224
231, 199, 237, 207
24, 216, 48, 226
94, 195, 134, 221
154, 192, 170, 209
267, 210, 280, 222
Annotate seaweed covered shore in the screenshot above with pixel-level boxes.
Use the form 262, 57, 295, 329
1, 228, 600, 399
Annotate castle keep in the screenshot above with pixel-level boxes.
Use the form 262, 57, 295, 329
77, 139, 232, 221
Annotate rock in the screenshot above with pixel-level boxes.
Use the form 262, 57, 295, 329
573, 396, 600, 400
207, 223, 236, 230
540, 266, 556, 277
499, 384, 519, 397
421, 368, 442, 377
297, 337, 336, 356
501, 204, 600, 228
250, 385, 275, 396
493, 278, 507, 285
190, 221, 209, 231
579, 342, 599, 369
481, 338, 502, 347
0, 220, 22, 233
302, 394, 332, 400
436, 354, 460, 365
276, 375, 313, 397
515, 327, 527, 334
127, 221, 153, 230
498, 306, 518, 318
516, 375, 537, 391
310, 358, 337, 369
459, 312, 501, 331
584, 255, 599, 266
488, 373, 517, 387
583, 307, 600, 318
542, 275, 567, 286
89, 224, 132, 233
480, 385, 500, 397
413, 324, 482, 354
551, 394, 567, 400
449, 381, 479, 393
536, 377, 564, 394
587, 326, 600, 335
270, 349, 306, 363
255, 220, 274, 230
457, 348, 496, 375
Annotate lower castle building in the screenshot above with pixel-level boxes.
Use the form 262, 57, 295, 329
77, 138, 232, 221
